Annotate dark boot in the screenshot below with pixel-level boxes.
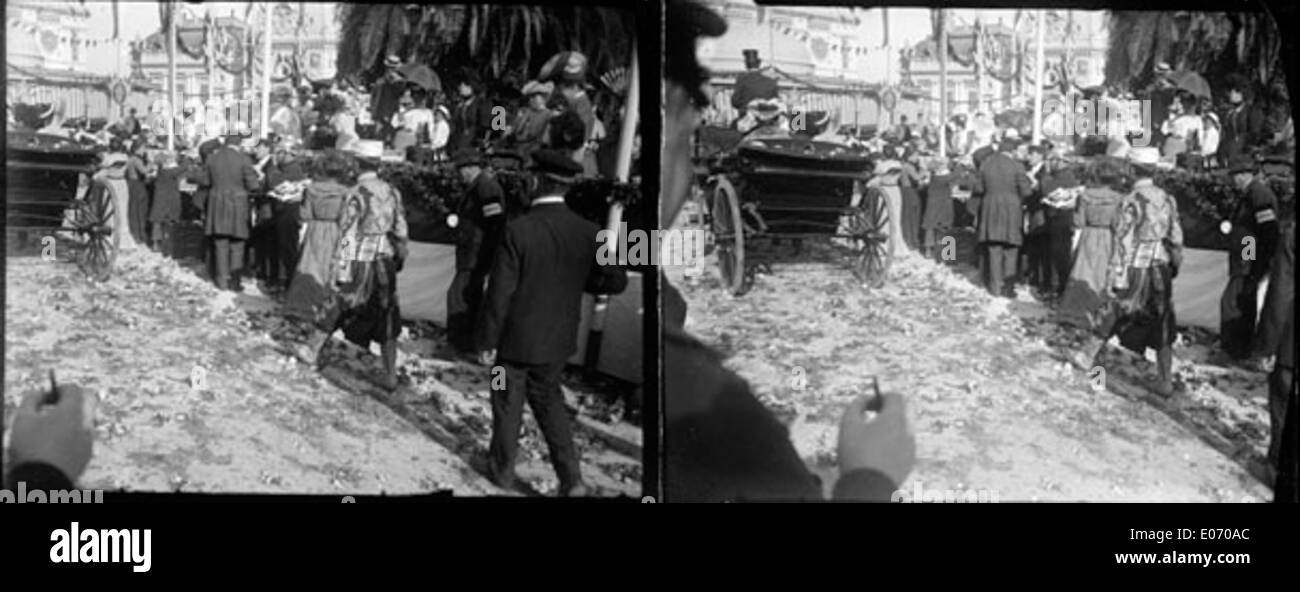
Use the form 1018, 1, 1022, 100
379, 340, 399, 391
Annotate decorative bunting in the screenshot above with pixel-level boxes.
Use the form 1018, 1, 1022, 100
768, 19, 882, 58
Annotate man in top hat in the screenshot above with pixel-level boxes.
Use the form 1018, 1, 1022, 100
445, 147, 508, 355
661, 0, 915, 502
190, 134, 261, 291
974, 137, 1033, 297
475, 149, 628, 496
732, 49, 780, 114
371, 54, 407, 143
1220, 154, 1281, 360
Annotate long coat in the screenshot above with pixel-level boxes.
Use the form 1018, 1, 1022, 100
476, 201, 628, 365
974, 152, 1032, 246
192, 146, 259, 239
285, 180, 349, 321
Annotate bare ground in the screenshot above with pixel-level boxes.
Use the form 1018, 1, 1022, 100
4, 247, 640, 498
666, 231, 1274, 502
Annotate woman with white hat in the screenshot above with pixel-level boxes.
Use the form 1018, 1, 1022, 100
868, 159, 906, 257
89, 150, 137, 252
430, 105, 451, 158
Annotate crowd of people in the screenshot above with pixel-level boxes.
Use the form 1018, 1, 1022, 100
664, 0, 1295, 501
34, 48, 637, 497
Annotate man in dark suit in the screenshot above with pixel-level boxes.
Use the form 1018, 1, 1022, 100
1220, 155, 1280, 360
370, 55, 407, 143
1273, 304, 1297, 502
1261, 222, 1295, 473
446, 148, 507, 355
974, 138, 1033, 297
1218, 76, 1268, 162
265, 142, 308, 289
450, 71, 495, 152
475, 150, 628, 497
731, 49, 780, 116
191, 135, 260, 290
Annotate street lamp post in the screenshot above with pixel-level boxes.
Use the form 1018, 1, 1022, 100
260, 2, 273, 138
1032, 10, 1045, 145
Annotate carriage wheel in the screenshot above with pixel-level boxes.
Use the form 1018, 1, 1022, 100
711, 177, 747, 296
75, 191, 116, 282
848, 188, 892, 289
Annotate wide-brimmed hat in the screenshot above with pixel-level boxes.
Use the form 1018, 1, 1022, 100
1128, 147, 1161, 168
349, 140, 384, 160
452, 147, 486, 168
529, 149, 584, 182
539, 51, 589, 84
1227, 155, 1256, 175
521, 80, 555, 97
874, 159, 902, 176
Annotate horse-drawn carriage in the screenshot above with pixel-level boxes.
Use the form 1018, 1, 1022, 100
5, 130, 117, 280
692, 122, 892, 296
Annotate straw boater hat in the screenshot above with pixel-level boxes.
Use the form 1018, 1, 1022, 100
384, 54, 402, 68
350, 140, 384, 161
100, 152, 129, 169
874, 159, 902, 176
1128, 147, 1160, 170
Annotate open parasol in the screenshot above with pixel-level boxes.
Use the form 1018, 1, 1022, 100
397, 63, 442, 93
1167, 70, 1211, 99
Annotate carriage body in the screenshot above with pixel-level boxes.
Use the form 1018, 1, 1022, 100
695, 127, 891, 295
5, 130, 115, 279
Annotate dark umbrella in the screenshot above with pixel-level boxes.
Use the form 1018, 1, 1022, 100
397, 63, 442, 93
1167, 70, 1211, 99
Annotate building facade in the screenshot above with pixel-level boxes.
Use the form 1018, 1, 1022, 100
135, 3, 340, 109
6, 0, 158, 123
697, 0, 926, 130
903, 10, 1107, 118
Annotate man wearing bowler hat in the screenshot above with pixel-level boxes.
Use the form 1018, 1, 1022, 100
475, 149, 628, 496
446, 147, 507, 355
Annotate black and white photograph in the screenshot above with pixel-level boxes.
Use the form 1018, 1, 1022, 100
4, 1, 645, 498
663, 0, 1295, 502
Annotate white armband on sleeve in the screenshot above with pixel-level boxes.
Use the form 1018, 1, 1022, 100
482, 202, 504, 217
1255, 208, 1277, 224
